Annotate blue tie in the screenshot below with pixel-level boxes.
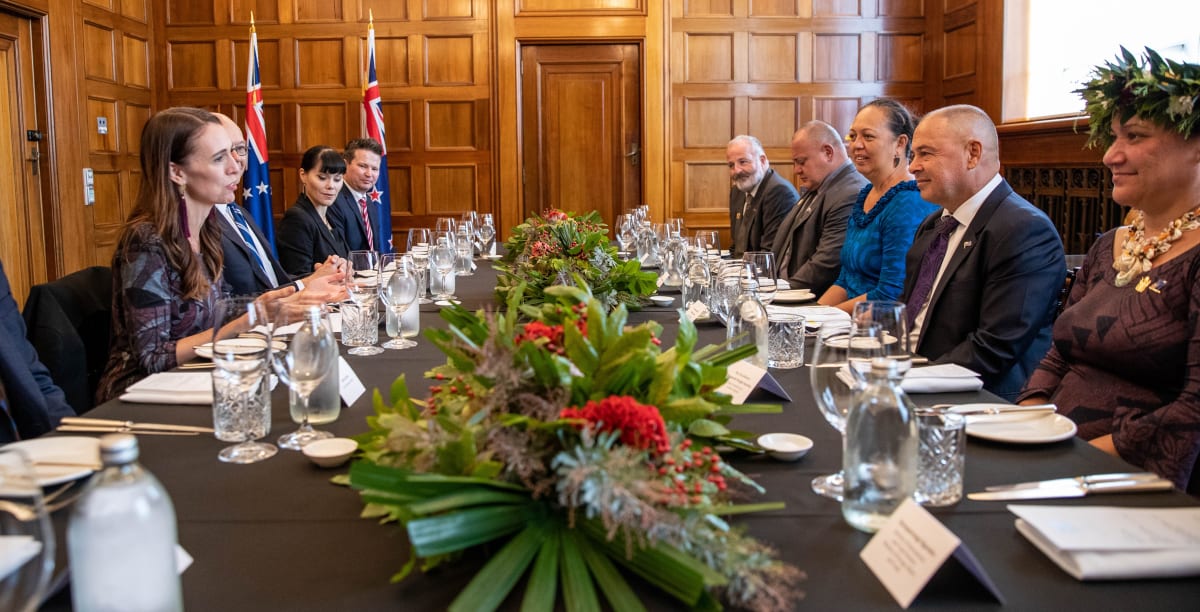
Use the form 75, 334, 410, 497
228, 205, 269, 276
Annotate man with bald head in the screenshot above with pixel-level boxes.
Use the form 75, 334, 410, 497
727, 135, 796, 258
902, 105, 1064, 400
213, 113, 342, 296
771, 121, 868, 294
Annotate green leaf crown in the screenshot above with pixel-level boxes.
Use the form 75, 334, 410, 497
1077, 46, 1200, 149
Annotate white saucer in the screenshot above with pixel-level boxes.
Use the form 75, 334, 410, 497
649, 295, 674, 306
434, 299, 462, 307
195, 338, 286, 359
4, 436, 101, 486
965, 412, 1077, 444
774, 289, 815, 303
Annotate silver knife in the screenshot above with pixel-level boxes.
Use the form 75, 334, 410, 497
57, 425, 200, 436
968, 478, 1175, 501
60, 417, 214, 433
984, 472, 1160, 492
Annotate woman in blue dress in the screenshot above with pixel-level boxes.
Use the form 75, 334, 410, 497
818, 99, 938, 313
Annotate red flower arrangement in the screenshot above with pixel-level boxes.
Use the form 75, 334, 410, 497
561, 396, 671, 454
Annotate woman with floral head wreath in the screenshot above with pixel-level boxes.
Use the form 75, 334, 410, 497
97, 108, 341, 403
1019, 48, 1200, 493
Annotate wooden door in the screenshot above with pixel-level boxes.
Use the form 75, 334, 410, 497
520, 44, 642, 232
0, 11, 47, 306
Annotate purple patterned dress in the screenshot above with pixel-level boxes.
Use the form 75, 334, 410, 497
1020, 229, 1200, 493
96, 223, 222, 403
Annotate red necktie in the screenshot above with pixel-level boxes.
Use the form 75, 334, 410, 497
359, 196, 374, 250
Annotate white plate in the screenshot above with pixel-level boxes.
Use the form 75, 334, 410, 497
964, 412, 1077, 444
774, 289, 815, 303
194, 338, 285, 359
4, 437, 101, 486
434, 299, 462, 307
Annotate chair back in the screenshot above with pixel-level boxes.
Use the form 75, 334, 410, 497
1053, 266, 1080, 322
21, 266, 112, 414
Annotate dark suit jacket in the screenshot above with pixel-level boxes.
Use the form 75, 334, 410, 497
729, 168, 797, 259
902, 179, 1065, 401
328, 184, 382, 253
770, 162, 867, 294
276, 195, 351, 278
218, 204, 294, 296
0, 259, 73, 442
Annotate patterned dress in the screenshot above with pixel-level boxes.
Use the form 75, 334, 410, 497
832, 181, 938, 301
96, 222, 222, 403
1020, 230, 1200, 493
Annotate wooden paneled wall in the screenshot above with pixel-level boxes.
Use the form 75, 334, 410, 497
156, 0, 493, 251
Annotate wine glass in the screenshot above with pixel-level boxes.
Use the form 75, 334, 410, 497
431, 235, 457, 302
614, 213, 632, 254
346, 250, 384, 356
694, 230, 721, 256
478, 217, 497, 259
378, 260, 419, 350
809, 324, 882, 500
618, 215, 637, 259
742, 251, 778, 305
407, 228, 432, 304
210, 297, 277, 464
454, 227, 475, 276
270, 305, 337, 450
434, 217, 456, 235
0, 448, 55, 612
852, 301, 912, 372
666, 217, 684, 238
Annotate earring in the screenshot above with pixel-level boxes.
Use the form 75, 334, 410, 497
893, 154, 901, 168
178, 191, 190, 238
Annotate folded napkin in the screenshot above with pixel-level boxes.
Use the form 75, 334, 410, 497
0, 535, 42, 581
766, 305, 851, 327
120, 372, 212, 405
1010, 505, 1200, 580
901, 364, 983, 394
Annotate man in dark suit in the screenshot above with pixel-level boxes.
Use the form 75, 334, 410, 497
727, 135, 796, 259
215, 113, 342, 296
0, 259, 73, 442
329, 138, 384, 253
902, 105, 1065, 401
771, 121, 868, 295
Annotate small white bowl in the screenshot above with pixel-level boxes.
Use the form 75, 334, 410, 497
756, 433, 813, 461
649, 295, 674, 306
302, 438, 358, 468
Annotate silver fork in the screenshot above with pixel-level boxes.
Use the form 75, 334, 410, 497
0, 498, 38, 522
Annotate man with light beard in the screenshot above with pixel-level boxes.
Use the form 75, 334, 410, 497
726, 135, 797, 258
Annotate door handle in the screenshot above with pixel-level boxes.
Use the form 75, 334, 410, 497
624, 142, 640, 166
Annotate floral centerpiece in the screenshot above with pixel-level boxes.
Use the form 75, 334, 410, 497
494, 209, 657, 309
348, 285, 803, 610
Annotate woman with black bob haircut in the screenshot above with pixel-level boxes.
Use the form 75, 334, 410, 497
276, 145, 352, 277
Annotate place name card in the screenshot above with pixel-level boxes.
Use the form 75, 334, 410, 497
685, 300, 710, 322
860, 499, 1003, 608
715, 360, 791, 404
338, 356, 366, 406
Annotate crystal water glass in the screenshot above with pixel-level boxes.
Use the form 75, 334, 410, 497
210, 297, 277, 464
809, 324, 883, 500
346, 250, 383, 356
0, 448, 55, 612
379, 258, 417, 348
271, 305, 337, 450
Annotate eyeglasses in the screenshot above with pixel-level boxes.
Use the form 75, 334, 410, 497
231, 144, 249, 157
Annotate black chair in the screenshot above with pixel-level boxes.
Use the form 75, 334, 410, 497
22, 266, 112, 415
1053, 266, 1080, 322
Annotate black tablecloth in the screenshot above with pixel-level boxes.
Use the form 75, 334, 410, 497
43, 262, 1200, 610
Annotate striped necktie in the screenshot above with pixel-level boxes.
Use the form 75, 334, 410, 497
228, 205, 269, 276
359, 196, 375, 250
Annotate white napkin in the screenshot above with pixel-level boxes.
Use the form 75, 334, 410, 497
901, 364, 983, 394
1010, 505, 1200, 580
766, 305, 851, 326
0, 535, 42, 581
120, 372, 212, 405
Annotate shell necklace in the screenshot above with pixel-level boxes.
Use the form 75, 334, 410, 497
1114, 206, 1200, 287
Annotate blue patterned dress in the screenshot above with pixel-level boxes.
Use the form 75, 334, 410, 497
96, 222, 222, 402
832, 181, 938, 301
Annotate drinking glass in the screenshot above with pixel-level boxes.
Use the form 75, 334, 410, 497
742, 251, 778, 305
346, 250, 384, 356
809, 324, 883, 499
271, 305, 337, 449
618, 215, 637, 259
852, 301, 912, 372
434, 217, 456, 235
614, 213, 632, 253
0, 448, 55, 612
431, 235, 457, 301
694, 230, 721, 256
408, 228, 432, 304
379, 254, 418, 349
454, 227, 475, 276
210, 297, 277, 464
478, 218, 497, 259
666, 217, 684, 238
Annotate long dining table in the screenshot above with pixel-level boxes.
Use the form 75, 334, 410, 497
43, 261, 1200, 610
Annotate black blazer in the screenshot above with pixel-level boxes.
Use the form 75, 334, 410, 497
276, 195, 351, 278
218, 204, 293, 296
901, 179, 1065, 401
728, 168, 797, 259
328, 184, 382, 253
